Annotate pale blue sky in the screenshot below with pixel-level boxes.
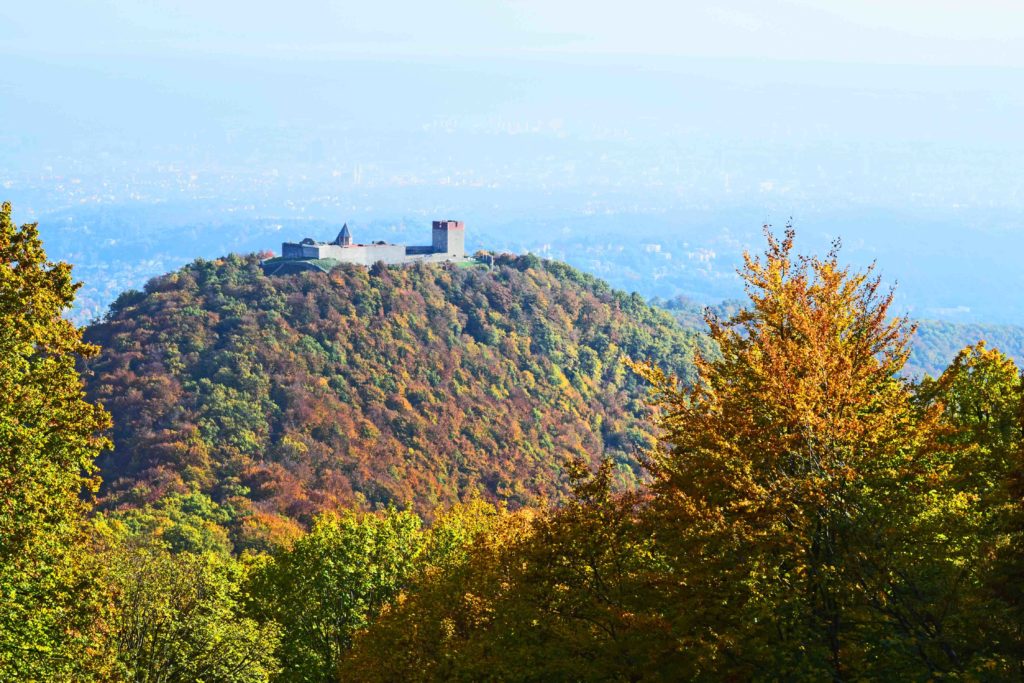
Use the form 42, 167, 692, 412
3, 1, 1023, 66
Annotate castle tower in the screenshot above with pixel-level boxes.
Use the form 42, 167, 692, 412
335, 223, 352, 246
432, 220, 465, 258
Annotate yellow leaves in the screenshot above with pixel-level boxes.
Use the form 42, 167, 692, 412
1, 203, 117, 677
549, 365, 572, 391
520, 369, 536, 391
460, 592, 494, 626
280, 434, 308, 457
623, 227, 980, 676
440, 616, 456, 640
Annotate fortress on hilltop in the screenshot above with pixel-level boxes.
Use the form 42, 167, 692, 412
261, 220, 469, 274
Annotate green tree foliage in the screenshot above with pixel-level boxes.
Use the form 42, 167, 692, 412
84, 253, 708, 534
0, 202, 112, 678
244, 509, 426, 681
98, 526, 280, 682
420, 498, 506, 574
337, 506, 537, 682
916, 343, 1024, 674
919, 342, 1021, 461
106, 492, 236, 556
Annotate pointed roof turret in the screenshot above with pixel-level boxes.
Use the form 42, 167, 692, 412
335, 223, 352, 246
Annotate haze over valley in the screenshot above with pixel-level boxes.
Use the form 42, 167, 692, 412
3, 52, 1023, 329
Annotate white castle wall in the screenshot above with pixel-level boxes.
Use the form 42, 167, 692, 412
312, 243, 407, 266
276, 221, 468, 269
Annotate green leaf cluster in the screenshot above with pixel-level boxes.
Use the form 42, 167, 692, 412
97, 526, 281, 683
0, 202, 112, 679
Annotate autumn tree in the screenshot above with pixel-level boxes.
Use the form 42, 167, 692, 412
917, 343, 1024, 674
0, 202, 112, 678
244, 509, 426, 682
96, 526, 280, 682
339, 465, 673, 682
337, 505, 536, 682
633, 227, 958, 678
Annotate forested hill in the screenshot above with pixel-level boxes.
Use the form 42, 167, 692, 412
906, 319, 1024, 377
84, 253, 708, 538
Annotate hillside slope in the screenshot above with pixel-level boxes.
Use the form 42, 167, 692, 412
84, 254, 707, 533
905, 319, 1024, 377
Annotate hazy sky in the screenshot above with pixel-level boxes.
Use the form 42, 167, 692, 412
3, 1, 1023, 66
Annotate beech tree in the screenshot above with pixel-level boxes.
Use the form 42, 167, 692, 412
917, 343, 1024, 674
0, 202, 112, 677
632, 227, 957, 678
244, 509, 426, 682
101, 533, 280, 682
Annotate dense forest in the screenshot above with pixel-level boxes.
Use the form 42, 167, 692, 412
2, 202, 1022, 680
83, 253, 709, 547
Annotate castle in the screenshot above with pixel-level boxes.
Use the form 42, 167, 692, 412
262, 220, 469, 274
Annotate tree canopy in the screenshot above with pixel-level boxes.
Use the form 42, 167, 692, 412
0, 202, 112, 677
3, 207, 1022, 680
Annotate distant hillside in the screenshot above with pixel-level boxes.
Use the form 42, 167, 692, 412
84, 254, 708, 538
906, 319, 1024, 377
655, 295, 1024, 378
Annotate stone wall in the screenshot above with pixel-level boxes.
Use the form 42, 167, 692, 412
313, 243, 407, 266
278, 221, 469, 269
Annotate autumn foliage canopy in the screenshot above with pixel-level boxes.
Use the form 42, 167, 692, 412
1, 204, 1021, 681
